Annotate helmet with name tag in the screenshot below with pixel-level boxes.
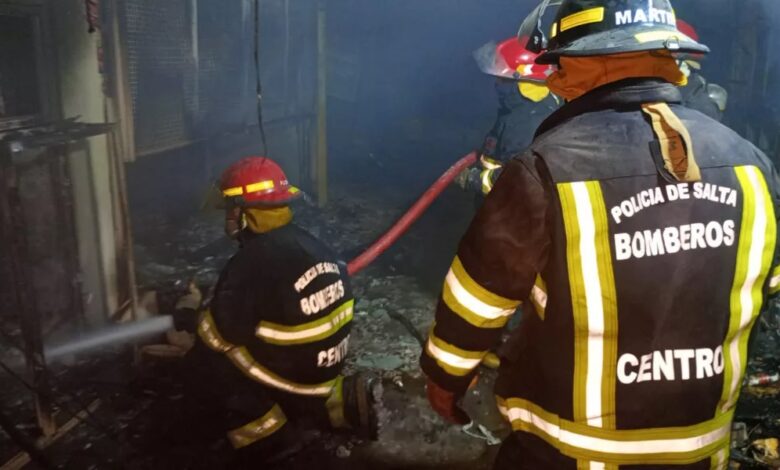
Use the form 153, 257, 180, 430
220, 156, 301, 207
535, 0, 709, 64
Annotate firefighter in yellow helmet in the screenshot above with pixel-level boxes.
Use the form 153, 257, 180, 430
174, 157, 377, 465
421, 0, 780, 468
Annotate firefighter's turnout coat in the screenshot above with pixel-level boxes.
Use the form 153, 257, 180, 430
478, 80, 560, 194
196, 224, 354, 449
421, 78, 780, 469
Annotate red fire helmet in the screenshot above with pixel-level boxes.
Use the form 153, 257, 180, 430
474, 36, 555, 83
219, 156, 301, 207
676, 19, 705, 63
676, 19, 699, 42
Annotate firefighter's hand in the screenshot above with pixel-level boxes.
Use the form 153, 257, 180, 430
173, 282, 202, 332
175, 282, 203, 311
426, 378, 470, 425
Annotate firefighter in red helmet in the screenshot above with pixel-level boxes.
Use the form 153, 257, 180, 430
676, 19, 728, 122
457, 3, 562, 195
174, 156, 377, 465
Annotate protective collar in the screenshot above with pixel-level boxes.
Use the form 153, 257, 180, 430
535, 78, 683, 138
243, 206, 293, 234
546, 51, 687, 101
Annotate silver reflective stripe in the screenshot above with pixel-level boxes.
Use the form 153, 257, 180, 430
227, 347, 336, 396
445, 269, 515, 320
255, 300, 354, 345
499, 402, 730, 457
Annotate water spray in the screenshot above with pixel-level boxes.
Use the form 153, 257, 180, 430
43, 315, 174, 363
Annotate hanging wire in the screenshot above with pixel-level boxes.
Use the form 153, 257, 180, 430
254, 0, 269, 154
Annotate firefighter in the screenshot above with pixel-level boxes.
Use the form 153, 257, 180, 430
457, 35, 560, 195
175, 156, 377, 465
676, 19, 728, 122
421, 0, 780, 468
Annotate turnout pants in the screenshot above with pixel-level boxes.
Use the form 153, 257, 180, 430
183, 342, 350, 462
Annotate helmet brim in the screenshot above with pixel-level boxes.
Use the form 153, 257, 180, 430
537, 25, 710, 64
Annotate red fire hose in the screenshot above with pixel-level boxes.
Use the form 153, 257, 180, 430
347, 151, 478, 276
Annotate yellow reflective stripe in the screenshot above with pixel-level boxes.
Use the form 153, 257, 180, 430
769, 266, 780, 295
530, 275, 548, 320
442, 256, 520, 328
480, 155, 503, 170
227, 347, 336, 396
482, 352, 501, 369
227, 404, 287, 449
256, 300, 354, 345
450, 256, 520, 309
560, 7, 605, 32
222, 186, 243, 197
559, 183, 589, 424
197, 310, 235, 353
222, 180, 276, 197
710, 446, 728, 470
325, 376, 348, 429
720, 166, 777, 412
289, 186, 300, 194
497, 397, 732, 465
481, 169, 495, 194
587, 183, 618, 431
245, 180, 275, 193
425, 330, 486, 376
559, 181, 618, 431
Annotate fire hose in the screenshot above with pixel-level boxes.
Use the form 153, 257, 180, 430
347, 151, 477, 276
344, 150, 499, 445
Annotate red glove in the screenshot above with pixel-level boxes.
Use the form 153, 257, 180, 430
426, 378, 470, 425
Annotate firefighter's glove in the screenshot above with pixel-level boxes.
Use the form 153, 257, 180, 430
454, 167, 480, 192
172, 282, 202, 332
426, 378, 470, 425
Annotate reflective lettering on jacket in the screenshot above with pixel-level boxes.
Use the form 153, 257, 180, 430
613, 220, 736, 261
616, 346, 725, 384
300, 280, 346, 315
317, 335, 349, 368
610, 183, 738, 224
294, 262, 341, 293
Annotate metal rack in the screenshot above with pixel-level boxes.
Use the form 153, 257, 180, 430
0, 120, 112, 437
